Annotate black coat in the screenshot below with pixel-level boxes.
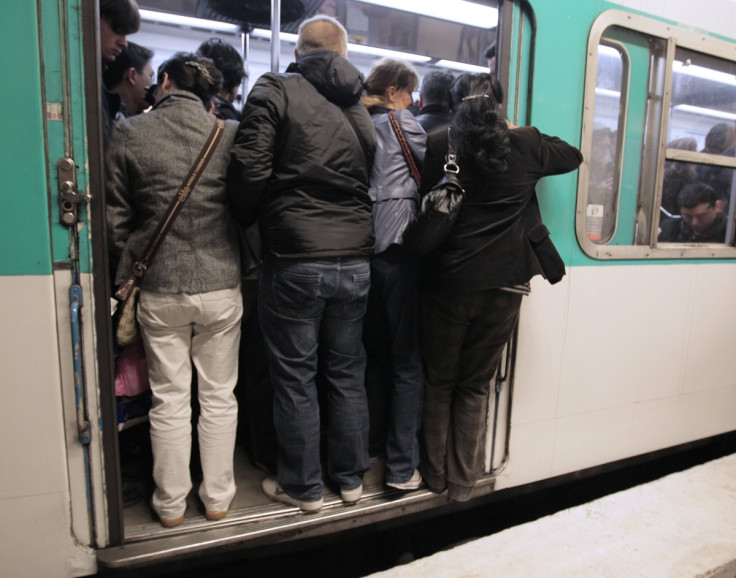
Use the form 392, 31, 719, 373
419, 126, 582, 292
228, 50, 376, 260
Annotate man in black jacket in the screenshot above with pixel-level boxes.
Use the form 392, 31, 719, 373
416, 69, 454, 134
659, 182, 727, 243
228, 15, 376, 512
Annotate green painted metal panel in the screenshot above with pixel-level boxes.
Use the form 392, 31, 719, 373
41, 0, 92, 272
0, 2, 52, 275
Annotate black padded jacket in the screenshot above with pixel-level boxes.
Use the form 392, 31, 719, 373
228, 50, 376, 260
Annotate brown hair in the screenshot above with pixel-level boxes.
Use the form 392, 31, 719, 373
361, 58, 419, 109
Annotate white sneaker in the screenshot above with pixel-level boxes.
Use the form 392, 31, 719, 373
386, 469, 423, 491
262, 476, 323, 512
341, 483, 363, 504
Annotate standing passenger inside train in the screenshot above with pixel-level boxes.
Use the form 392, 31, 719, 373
196, 38, 248, 122
361, 58, 426, 491
99, 0, 140, 145
228, 15, 376, 512
107, 53, 242, 527
415, 69, 455, 134
102, 42, 154, 119
419, 73, 582, 501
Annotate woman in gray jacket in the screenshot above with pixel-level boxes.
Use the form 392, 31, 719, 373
107, 52, 242, 527
361, 58, 426, 492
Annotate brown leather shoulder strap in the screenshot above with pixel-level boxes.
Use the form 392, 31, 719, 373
388, 110, 421, 187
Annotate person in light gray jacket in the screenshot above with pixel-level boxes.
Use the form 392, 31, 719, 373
361, 58, 426, 492
107, 52, 242, 528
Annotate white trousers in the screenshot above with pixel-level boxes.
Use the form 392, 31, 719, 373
138, 286, 242, 519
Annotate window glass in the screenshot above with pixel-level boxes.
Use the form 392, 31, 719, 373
578, 12, 736, 258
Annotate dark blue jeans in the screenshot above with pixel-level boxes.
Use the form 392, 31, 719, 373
259, 257, 371, 502
421, 288, 522, 501
363, 245, 423, 484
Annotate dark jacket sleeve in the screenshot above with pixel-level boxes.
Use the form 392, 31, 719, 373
227, 74, 285, 227
534, 129, 584, 176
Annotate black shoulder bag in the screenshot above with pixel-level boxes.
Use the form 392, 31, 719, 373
402, 127, 465, 256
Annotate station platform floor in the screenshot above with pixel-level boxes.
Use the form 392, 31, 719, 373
366, 453, 736, 578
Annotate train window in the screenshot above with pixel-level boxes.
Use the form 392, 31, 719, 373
577, 11, 736, 259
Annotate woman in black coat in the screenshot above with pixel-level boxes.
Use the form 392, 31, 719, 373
419, 73, 582, 501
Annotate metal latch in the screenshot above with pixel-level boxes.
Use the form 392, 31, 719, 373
57, 157, 90, 226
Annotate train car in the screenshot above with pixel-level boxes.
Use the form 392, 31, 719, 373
2, 0, 735, 576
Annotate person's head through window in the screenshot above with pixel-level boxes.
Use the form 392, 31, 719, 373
678, 182, 720, 236
99, 0, 140, 63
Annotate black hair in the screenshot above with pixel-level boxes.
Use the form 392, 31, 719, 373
703, 122, 735, 154
450, 73, 509, 175
677, 182, 717, 209
196, 38, 247, 94
484, 43, 496, 60
158, 52, 223, 108
420, 70, 455, 106
102, 41, 153, 88
99, 0, 140, 35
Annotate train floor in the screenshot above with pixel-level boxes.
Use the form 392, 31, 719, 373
365, 452, 736, 578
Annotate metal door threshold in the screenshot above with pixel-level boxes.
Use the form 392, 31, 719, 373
97, 483, 470, 570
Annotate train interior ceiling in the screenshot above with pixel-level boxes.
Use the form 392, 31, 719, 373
112, 0, 501, 539
132, 0, 497, 103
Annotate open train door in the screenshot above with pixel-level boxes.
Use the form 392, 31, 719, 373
481, 0, 536, 479
0, 0, 115, 575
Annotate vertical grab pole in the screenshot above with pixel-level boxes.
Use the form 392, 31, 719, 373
271, 0, 281, 72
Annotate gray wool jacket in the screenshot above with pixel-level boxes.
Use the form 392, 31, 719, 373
106, 90, 241, 294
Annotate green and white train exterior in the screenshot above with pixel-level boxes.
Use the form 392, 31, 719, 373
2, 0, 735, 575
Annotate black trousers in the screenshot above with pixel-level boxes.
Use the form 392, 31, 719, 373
421, 288, 522, 501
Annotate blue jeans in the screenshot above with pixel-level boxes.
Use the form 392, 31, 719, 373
363, 245, 423, 484
259, 258, 371, 502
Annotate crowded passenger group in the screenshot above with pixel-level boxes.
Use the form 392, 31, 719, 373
101, 0, 582, 528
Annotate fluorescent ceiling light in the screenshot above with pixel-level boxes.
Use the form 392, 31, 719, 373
251, 28, 299, 44
674, 60, 736, 86
672, 104, 736, 121
594, 87, 621, 99
348, 43, 431, 63
140, 9, 240, 33
252, 28, 430, 62
435, 60, 489, 73
355, 0, 497, 29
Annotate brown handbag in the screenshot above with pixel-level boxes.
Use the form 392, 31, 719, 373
114, 118, 226, 346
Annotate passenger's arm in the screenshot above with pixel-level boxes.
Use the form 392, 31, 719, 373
227, 74, 285, 227
535, 128, 584, 175
400, 110, 428, 168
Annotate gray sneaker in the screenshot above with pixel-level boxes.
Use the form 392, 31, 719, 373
341, 483, 363, 504
386, 469, 423, 491
262, 476, 323, 512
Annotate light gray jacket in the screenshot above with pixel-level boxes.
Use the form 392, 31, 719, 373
106, 90, 240, 293
368, 107, 426, 254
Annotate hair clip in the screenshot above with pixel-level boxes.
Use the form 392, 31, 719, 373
461, 94, 491, 101
185, 61, 212, 81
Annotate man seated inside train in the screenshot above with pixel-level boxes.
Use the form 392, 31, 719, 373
658, 182, 727, 243
102, 42, 154, 119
